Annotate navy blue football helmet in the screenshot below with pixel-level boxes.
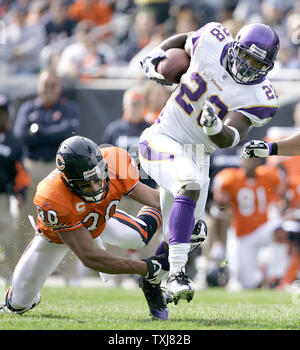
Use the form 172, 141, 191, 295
56, 136, 109, 202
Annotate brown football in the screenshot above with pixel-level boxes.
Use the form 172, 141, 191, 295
156, 48, 190, 84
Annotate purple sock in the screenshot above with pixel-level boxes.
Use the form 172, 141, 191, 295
155, 241, 170, 271
169, 196, 196, 245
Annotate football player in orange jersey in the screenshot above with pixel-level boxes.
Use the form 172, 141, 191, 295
0, 136, 170, 320
212, 157, 286, 289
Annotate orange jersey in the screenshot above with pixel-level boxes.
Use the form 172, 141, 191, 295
34, 147, 139, 244
213, 165, 284, 237
68, 1, 112, 27
286, 176, 300, 209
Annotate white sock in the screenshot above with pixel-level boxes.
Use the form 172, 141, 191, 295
169, 243, 190, 275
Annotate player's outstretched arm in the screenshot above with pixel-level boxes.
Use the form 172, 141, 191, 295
59, 226, 148, 275
58, 226, 163, 281
201, 100, 251, 149
241, 131, 300, 158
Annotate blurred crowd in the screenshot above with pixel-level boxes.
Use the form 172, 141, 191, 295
2, 0, 300, 291
0, 0, 299, 79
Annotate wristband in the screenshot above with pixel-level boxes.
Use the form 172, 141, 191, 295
226, 126, 240, 148
268, 142, 278, 155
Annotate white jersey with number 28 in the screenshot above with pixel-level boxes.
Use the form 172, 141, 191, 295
153, 22, 279, 153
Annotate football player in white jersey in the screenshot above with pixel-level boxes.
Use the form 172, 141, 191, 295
138, 22, 280, 307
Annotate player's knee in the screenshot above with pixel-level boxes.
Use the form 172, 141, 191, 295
177, 182, 200, 201
137, 206, 162, 246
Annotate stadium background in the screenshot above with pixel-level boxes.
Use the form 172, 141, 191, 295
0, 0, 299, 145
1, 75, 300, 143
1, 0, 300, 291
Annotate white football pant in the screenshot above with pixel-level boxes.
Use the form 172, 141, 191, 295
139, 128, 210, 272
7, 214, 149, 310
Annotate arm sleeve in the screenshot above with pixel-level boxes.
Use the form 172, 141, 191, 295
238, 106, 278, 127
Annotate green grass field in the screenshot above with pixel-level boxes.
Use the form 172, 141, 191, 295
0, 286, 300, 331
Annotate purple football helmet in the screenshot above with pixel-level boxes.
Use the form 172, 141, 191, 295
227, 23, 280, 85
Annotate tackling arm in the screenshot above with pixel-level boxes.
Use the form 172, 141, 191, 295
58, 226, 148, 275
241, 131, 300, 159
275, 131, 300, 156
